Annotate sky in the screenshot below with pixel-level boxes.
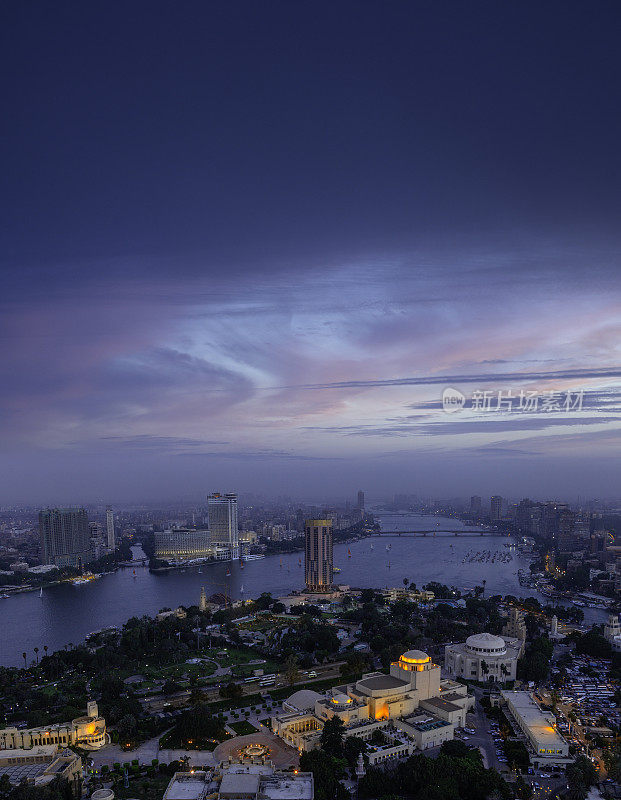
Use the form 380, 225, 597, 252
2, 1, 621, 504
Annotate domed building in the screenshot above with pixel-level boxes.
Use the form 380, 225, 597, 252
272, 647, 474, 762
444, 632, 521, 683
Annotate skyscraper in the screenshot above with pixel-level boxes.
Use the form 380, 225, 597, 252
490, 496, 503, 521
207, 492, 239, 560
304, 518, 333, 592
106, 508, 115, 550
470, 495, 482, 515
357, 490, 365, 510
39, 508, 92, 568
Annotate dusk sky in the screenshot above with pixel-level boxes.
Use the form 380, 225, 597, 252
2, 2, 621, 503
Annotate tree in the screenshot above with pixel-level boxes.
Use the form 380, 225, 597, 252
299, 749, 349, 800
320, 716, 345, 758
219, 681, 243, 700
285, 654, 300, 686
480, 660, 489, 678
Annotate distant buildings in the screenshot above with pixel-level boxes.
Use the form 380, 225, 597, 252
604, 614, 621, 652
490, 496, 503, 521
105, 508, 115, 551
208, 493, 239, 560
304, 519, 333, 593
501, 608, 526, 654
154, 528, 214, 561
444, 632, 521, 684
39, 508, 92, 568
0, 702, 106, 752
357, 490, 365, 510
469, 496, 482, 516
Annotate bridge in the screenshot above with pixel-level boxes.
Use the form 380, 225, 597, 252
372, 530, 505, 537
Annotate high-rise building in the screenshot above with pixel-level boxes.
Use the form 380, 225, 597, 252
470, 496, 482, 515
357, 490, 365, 510
207, 492, 239, 560
304, 518, 333, 592
106, 508, 115, 550
39, 508, 92, 568
490, 496, 503, 521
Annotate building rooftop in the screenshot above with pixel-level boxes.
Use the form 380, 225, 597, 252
163, 772, 210, 800
502, 691, 568, 751
421, 697, 461, 713
404, 714, 451, 732
356, 674, 407, 691
219, 772, 260, 797
284, 689, 322, 712
259, 775, 313, 799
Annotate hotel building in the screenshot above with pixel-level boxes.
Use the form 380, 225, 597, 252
304, 519, 333, 593
208, 493, 239, 560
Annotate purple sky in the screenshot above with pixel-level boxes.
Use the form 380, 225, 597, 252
2, 2, 621, 503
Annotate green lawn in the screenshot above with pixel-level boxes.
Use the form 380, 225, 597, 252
229, 720, 259, 736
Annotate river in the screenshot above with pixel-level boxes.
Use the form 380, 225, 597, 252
0, 514, 604, 666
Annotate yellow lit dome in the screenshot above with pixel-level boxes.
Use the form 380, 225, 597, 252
399, 649, 430, 665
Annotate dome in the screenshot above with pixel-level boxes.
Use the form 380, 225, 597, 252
400, 649, 430, 664
283, 689, 322, 712
466, 632, 506, 655
330, 692, 352, 707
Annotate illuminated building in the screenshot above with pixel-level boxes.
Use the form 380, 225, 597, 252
499, 691, 570, 767
0, 702, 106, 751
304, 519, 333, 592
271, 649, 473, 761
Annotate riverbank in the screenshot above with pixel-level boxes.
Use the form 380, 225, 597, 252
0, 516, 608, 666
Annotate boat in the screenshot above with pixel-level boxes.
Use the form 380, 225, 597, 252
347, 549, 351, 558
370, 544, 374, 550
333, 566, 341, 573
225, 568, 231, 577
243, 554, 265, 561
39, 588, 43, 597
240, 584, 244, 593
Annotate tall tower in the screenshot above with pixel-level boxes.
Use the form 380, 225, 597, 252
106, 508, 115, 550
199, 586, 208, 612
357, 490, 365, 510
39, 508, 92, 568
305, 519, 333, 592
470, 495, 482, 515
207, 493, 239, 560
490, 496, 503, 521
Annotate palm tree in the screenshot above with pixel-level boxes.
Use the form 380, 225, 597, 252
43, 645, 48, 658
34, 647, 39, 664
480, 660, 489, 679
22, 652, 27, 668
482, 579, 487, 595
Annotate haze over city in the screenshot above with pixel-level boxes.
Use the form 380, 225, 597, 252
2, 2, 621, 502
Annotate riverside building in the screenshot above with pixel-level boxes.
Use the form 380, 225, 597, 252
304, 519, 333, 592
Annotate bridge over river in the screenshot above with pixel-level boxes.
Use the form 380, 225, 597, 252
372, 530, 506, 537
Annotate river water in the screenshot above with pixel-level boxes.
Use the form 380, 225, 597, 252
0, 514, 603, 666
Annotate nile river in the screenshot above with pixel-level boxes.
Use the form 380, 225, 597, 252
0, 514, 602, 666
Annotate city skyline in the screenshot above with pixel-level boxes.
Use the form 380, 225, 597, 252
2, 2, 621, 502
